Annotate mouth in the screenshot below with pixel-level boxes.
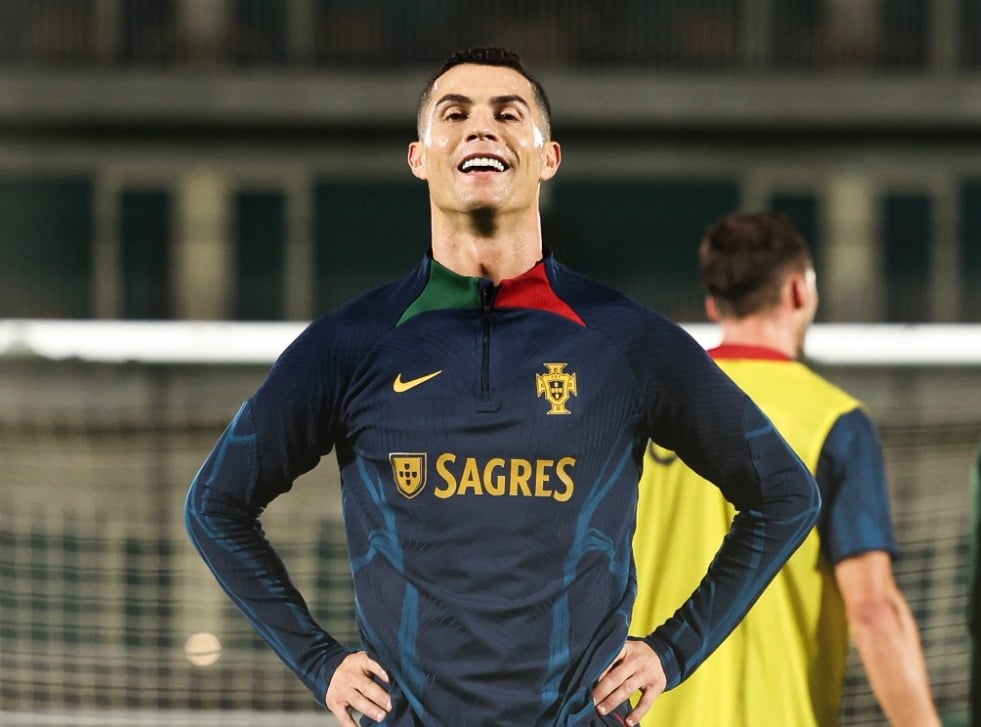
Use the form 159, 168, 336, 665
458, 154, 510, 174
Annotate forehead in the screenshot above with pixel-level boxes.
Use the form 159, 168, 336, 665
427, 63, 536, 111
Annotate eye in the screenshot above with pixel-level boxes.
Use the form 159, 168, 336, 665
496, 110, 519, 122
443, 109, 467, 122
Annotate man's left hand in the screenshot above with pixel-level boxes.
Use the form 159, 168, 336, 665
591, 640, 666, 726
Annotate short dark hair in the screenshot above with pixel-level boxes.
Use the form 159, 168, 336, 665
416, 47, 552, 138
699, 212, 813, 319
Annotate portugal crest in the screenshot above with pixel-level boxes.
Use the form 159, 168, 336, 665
389, 453, 427, 499
536, 362, 578, 415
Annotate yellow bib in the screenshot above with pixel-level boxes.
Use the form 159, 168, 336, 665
631, 357, 859, 727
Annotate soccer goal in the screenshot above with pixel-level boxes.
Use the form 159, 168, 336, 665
1, 319, 978, 726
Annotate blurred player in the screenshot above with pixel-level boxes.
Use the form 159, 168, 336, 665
631, 212, 940, 726
185, 51, 820, 727
971, 442, 981, 727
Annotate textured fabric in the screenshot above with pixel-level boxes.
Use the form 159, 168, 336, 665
632, 348, 896, 727
815, 409, 898, 565
186, 255, 819, 727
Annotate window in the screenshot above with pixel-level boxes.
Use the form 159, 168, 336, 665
120, 189, 172, 319
961, 0, 981, 68
0, 176, 93, 317
231, 0, 287, 65
234, 189, 286, 320
120, 0, 176, 65
959, 179, 981, 321
882, 193, 932, 322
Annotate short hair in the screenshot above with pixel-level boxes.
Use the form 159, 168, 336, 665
416, 47, 552, 139
699, 212, 813, 319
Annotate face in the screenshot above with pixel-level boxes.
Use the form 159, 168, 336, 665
408, 63, 561, 216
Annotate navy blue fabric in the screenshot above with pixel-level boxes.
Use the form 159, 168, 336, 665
815, 407, 899, 564
185, 253, 819, 726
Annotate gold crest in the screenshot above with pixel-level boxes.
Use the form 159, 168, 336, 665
536, 363, 578, 415
389, 453, 427, 499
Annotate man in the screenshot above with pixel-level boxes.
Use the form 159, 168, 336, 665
631, 212, 940, 726
185, 50, 819, 727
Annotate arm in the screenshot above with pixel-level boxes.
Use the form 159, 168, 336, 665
183, 321, 392, 723
594, 321, 820, 721
641, 396, 821, 684
184, 399, 355, 702
836, 552, 941, 727
817, 409, 940, 726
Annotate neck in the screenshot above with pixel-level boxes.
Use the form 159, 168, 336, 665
716, 314, 802, 360
430, 208, 544, 283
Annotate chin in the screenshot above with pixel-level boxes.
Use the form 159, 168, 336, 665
459, 199, 503, 218
458, 187, 506, 211
466, 202, 498, 214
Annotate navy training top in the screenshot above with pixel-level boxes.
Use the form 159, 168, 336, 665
185, 252, 820, 727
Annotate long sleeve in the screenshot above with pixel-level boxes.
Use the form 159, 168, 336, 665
184, 400, 353, 704
635, 324, 821, 689
184, 315, 360, 705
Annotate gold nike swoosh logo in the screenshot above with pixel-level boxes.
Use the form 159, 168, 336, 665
393, 370, 443, 393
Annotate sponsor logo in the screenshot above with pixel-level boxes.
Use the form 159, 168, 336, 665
433, 453, 575, 502
389, 453, 427, 498
386, 452, 577, 501
393, 370, 443, 393
536, 362, 578, 415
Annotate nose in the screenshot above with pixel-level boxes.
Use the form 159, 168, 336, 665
465, 108, 498, 142
467, 129, 498, 142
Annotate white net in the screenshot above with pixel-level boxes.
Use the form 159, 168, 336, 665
1, 320, 978, 726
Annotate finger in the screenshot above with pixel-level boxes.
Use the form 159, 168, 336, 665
325, 652, 390, 726
349, 653, 392, 717
325, 700, 359, 727
594, 674, 638, 717
596, 645, 627, 682
592, 659, 632, 707
625, 683, 662, 726
593, 652, 630, 705
356, 676, 393, 715
346, 688, 390, 724
360, 653, 391, 684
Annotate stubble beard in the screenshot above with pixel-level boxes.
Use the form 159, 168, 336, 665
468, 206, 498, 237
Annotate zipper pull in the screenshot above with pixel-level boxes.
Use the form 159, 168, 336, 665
479, 280, 498, 313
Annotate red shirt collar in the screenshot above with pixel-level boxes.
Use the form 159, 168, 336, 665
496, 260, 585, 326
709, 343, 793, 362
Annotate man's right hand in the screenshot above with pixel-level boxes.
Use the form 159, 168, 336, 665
325, 651, 392, 726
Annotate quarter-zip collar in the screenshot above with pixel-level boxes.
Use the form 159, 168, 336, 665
397, 252, 584, 326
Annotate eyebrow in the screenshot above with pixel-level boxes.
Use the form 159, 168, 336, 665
433, 93, 531, 112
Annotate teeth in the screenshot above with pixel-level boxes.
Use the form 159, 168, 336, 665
461, 157, 505, 172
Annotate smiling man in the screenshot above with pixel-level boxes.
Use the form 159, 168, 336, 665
185, 49, 820, 727
408, 55, 559, 276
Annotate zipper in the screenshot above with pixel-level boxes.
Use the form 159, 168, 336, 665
478, 280, 497, 407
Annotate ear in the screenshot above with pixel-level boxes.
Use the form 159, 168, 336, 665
787, 273, 807, 311
705, 297, 720, 322
407, 141, 428, 181
539, 141, 561, 181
